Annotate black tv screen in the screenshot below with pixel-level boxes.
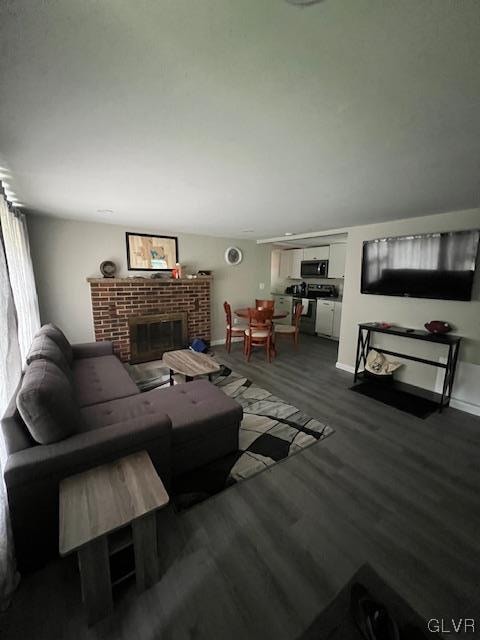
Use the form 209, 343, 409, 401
361, 229, 479, 301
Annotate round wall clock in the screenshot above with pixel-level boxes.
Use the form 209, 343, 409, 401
224, 247, 243, 266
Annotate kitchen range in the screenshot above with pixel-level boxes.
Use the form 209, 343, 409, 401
294, 284, 338, 336
273, 284, 342, 340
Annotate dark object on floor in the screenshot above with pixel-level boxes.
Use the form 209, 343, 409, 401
350, 583, 400, 639
298, 564, 429, 640
424, 320, 452, 334
351, 380, 438, 419
190, 337, 208, 353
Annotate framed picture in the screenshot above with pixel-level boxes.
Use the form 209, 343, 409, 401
126, 232, 178, 271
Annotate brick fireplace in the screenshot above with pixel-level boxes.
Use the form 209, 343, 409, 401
87, 277, 212, 362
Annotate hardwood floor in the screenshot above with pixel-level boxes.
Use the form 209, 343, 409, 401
2, 335, 480, 639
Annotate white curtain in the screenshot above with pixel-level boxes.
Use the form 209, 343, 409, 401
0, 222, 21, 610
0, 199, 40, 362
0, 192, 39, 608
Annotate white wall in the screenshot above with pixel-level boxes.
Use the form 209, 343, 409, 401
27, 215, 271, 344
338, 208, 480, 394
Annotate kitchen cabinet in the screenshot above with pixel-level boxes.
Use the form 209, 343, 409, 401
303, 246, 330, 261
328, 243, 346, 279
315, 300, 334, 336
278, 251, 292, 281
289, 249, 303, 279
272, 294, 292, 325
332, 301, 342, 338
279, 249, 303, 279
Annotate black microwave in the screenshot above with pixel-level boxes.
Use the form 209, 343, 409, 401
301, 260, 328, 278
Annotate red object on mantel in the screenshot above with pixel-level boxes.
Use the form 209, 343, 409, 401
171, 268, 178, 279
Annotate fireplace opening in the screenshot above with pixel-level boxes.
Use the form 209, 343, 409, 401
128, 312, 188, 363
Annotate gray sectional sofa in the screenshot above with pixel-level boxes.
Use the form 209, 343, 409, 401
1, 324, 242, 571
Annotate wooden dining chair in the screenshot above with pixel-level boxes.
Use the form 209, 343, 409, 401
244, 307, 274, 362
274, 302, 303, 349
255, 298, 275, 310
223, 301, 247, 353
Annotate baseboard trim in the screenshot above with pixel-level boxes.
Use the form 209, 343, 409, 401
336, 362, 356, 374
449, 398, 480, 417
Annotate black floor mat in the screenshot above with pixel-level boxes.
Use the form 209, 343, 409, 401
351, 381, 439, 419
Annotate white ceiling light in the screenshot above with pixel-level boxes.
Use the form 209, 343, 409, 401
284, 232, 294, 236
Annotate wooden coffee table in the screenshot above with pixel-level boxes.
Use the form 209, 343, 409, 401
163, 349, 221, 385
59, 451, 169, 625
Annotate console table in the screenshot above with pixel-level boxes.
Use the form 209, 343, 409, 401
354, 323, 461, 412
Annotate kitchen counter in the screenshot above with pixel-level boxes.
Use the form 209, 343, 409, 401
272, 292, 342, 302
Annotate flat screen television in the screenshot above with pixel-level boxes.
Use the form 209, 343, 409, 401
361, 229, 479, 301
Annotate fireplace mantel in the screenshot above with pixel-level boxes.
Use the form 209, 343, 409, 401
87, 276, 212, 362
86, 276, 212, 284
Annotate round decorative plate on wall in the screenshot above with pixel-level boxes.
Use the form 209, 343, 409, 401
224, 247, 243, 266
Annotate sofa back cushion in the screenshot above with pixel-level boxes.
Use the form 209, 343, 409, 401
17, 359, 82, 444
0, 378, 36, 455
26, 333, 71, 377
36, 323, 73, 365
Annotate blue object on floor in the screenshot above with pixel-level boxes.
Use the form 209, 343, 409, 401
190, 338, 208, 353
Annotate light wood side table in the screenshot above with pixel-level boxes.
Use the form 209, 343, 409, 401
59, 451, 169, 626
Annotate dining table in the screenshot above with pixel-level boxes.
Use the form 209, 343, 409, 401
234, 308, 288, 320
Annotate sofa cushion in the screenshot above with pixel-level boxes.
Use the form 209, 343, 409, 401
0, 378, 36, 455
17, 360, 82, 444
80, 379, 242, 445
154, 380, 243, 446
26, 334, 72, 377
36, 323, 73, 365
72, 355, 139, 407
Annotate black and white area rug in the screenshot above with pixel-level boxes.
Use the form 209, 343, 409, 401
128, 359, 334, 508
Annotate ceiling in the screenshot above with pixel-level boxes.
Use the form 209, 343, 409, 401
1, 1, 479, 239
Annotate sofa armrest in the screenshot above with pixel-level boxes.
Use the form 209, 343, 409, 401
72, 341, 114, 359
4, 413, 172, 489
